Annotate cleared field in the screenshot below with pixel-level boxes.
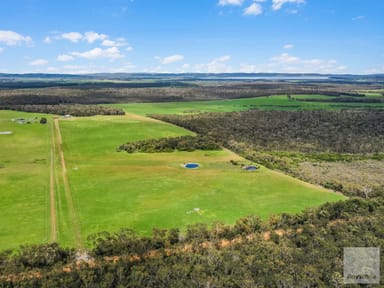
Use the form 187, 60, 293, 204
111, 95, 384, 115
0, 110, 346, 250
0, 111, 51, 250
59, 114, 345, 247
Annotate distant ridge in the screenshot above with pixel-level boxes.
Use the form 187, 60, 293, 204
0, 72, 383, 81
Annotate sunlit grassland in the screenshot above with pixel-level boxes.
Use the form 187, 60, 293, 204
0, 111, 51, 250
111, 95, 384, 115
59, 114, 345, 247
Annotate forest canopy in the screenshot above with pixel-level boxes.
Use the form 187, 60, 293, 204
118, 135, 221, 153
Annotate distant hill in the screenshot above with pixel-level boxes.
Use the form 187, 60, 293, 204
1, 72, 383, 81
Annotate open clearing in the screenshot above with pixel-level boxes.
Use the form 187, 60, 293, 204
111, 95, 384, 115
58, 114, 345, 247
0, 111, 51, 250
0, 110, 346, 250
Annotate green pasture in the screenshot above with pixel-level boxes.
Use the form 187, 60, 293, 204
59, 114, 345, 247
111, 95, 384, 115
0, 110, 346, 250
0, 111, 51, 250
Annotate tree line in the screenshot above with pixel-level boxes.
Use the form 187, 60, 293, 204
0, 104, 125, 116
118, 135, 221, 153
0, 81, 373, 105
153, 110, 384, 154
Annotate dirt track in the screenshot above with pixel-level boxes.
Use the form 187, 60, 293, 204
49, 135, 57, 242
53, 118, 82, 248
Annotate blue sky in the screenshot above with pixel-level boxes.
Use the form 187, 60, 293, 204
0, 0, 383, 74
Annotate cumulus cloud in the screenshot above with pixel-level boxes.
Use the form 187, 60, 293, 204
57, 54, 74, 62
218, 0, 243, 6
61, 32, 83, 43
60, 31, 108, 44
84, 31, 107, 43
268, 53, 347, 73
244, 3, 263, 15
195, 55, 232, 73
46, 67, 58, 72
238, 64, 262, 73
101, 40, 116, 47
352, 16, 365, 21
71, 47, 124, 60
271, 53, 299, 63
363, 66, 384, 74
283, 44, 294, 49
101, 39, 129, 47
213, 55, 231, 62
57, 32, 132, 51
0, 30, 32, 46
158, 54, 184, 64
44, 36, 52, 44
272, 0, 305, 11
29, 59, 48, 66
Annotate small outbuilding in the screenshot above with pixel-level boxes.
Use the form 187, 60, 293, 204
242, 165, 259, 171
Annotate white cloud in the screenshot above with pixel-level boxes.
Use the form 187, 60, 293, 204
84, 31, 107, 43
0, 30, 32, 46
44, 36, 52, 44
57, 54, 74, 62
71, 47, 124, 60
158, 54, 184, 64
218, 0, 243, 6
58, 32, 131, 51
0, 47, 3, 53
213, 55, 231, 63
364, 66, 384, 74
268, 53, 347, 73
244, 3, 263, 15
195, 55, 232, 73
29, 59, 48, 66
352, 16, 365, 21
61, 32, 83, 43
46, 67, 58, 72
126, 46, 133, 52
272, 0, 305, 11
239, 64, 262, 73
271, 53, 299, 63
101, 40, 116, 47
283, 44, 294, 49
102, 38, 130, 48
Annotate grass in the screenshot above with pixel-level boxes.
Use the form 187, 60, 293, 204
59, 114, 345, 247
0, 110, 346, 250
111, 95, 384, 115
0, 111, 52, 250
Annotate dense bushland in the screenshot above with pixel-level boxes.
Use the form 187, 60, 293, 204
0, 104, 125, 116
153, 110, 384, 154
0, 81, 373, 105
118, 135, 221, 153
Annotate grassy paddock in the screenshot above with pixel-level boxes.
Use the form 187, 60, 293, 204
0, 111, 52, 250
111, 95, 384, 115
0, 111, 346, 250
59, 114, 345, 246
